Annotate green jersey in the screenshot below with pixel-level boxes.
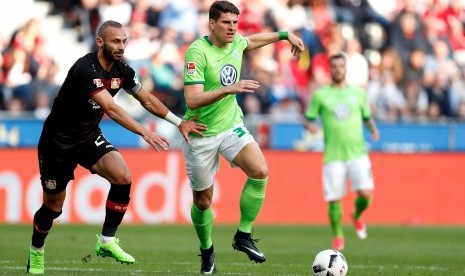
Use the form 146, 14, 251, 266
305, 85, 371, 162
183, 34, 248, 136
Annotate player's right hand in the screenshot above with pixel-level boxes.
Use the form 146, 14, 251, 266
229, 80, 260, 94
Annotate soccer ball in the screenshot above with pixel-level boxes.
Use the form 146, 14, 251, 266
312, 249, 348, 276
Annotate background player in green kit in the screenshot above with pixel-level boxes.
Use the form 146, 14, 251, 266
182, 1, 304, 273
304, 53, 379, 251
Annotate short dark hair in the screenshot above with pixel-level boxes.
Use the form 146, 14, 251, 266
97, 20, 123, 38
329, 53, 346, 63
209, 1, 240, 21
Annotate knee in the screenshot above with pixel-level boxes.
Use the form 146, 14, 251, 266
194, 199, 211, 211
248, 164, 268, 179
193, 192, 213, 211
114, 171, 132, 184
43, 196, 65, 212
357, 190, 372, 199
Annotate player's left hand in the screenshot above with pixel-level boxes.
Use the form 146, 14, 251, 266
287, 33, 305, 57
178, 118, 207, 143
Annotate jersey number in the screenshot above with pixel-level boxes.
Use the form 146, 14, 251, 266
94, 135, 106, 147
233, 127, 248, 138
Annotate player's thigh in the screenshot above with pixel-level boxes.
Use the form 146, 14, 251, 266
220, 124, 262, 171
322, 161, 348, 201
347, 155, 374, 192
78, 134, 129, 184
38, 138, 77, 194
231, 142, 267, 178
91, 151, 131, 184
182, 135, 220, 191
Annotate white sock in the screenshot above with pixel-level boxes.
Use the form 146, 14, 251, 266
31, 244, 45, 252
100, 234, 115, 243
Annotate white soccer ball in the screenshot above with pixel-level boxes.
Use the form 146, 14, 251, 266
312, 249, 348, 276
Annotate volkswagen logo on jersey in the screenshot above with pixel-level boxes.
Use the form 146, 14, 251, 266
333, 104, 351, 120
220, 64, 237, 86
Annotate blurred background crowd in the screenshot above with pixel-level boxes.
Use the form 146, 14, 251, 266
2, 0, 465, 123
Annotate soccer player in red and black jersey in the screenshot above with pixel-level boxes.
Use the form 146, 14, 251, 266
26, 20, 207, 274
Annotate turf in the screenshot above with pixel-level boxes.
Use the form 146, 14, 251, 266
1, 224, 464, 275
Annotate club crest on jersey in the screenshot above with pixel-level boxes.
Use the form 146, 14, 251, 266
44, 179, 57, 190
111, 78, 121, 89
186, 62, 196, 75
93, 78, 103, 88
333, 104, 351, 120
220, 64, 237, 86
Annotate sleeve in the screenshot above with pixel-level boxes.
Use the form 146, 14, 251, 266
304, 91, 321, 120
360, 88, 372, 120
238, 34, 249, 51
73, 59, 106, 97
121, 65, 142, 95
184, 46, 206, 85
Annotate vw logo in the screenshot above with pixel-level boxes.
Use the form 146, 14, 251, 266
220, 64, 237, 86
333, 104, 351, 120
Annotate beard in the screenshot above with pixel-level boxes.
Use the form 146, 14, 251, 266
102, 44, 122, 62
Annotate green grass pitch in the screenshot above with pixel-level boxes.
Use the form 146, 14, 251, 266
1, 224, 464, 275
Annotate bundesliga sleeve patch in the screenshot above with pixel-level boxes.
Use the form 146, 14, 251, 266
186, 62, 196, 75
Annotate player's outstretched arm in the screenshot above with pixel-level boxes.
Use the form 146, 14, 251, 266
364, 118, 380, 142
133, 88, 207, 143
92, 89, 169, 151
245, 31, 305, 56
184, 81, 259, 110
304, 118, 320, 135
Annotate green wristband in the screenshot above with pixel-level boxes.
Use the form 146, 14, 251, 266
278, 31, 288, 40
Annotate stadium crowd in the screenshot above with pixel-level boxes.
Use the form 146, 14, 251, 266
2, 0, 465, 122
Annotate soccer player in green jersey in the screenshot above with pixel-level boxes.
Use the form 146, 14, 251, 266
182, 1, 304, 273
304, 53, 379, 251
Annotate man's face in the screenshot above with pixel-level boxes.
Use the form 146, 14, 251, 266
210, 12, 238, 45
330, 57, 346, 84
99, 27, 127, 62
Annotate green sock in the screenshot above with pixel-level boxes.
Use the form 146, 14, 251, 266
354, 196, 371, 220
238, 177, 267, 233
328, 201, 343, 238
191, 205, 213, 250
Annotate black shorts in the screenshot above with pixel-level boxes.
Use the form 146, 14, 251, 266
38, 133, 118, 194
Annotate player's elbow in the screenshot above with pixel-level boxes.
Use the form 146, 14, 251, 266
186, 99, 200, 110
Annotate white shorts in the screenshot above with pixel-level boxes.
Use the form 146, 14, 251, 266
181, 123, 255, 191
322, 155, 374, 202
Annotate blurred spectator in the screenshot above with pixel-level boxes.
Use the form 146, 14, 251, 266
306, 0, 338, 48
5, 97, 26, 117
158, 0, 199, 39
403, 48, 426, 85
124, 9, 158, 76
270, 0, 307, 32
345, 38, 369, 88
400, 80, 428, 120
390, 12, 429, 66
98, 0, 132, 27
61, 0, 99, 46
448, 18, 465, 67
367, 68, 405, 122
377, 47, 404, 86
33, 91, 52, 119
1, 22, 41, 105
424, 72, 453, 117
423, 39, 458, 87
455, 99, 465, 120
27, 61, 59, 111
